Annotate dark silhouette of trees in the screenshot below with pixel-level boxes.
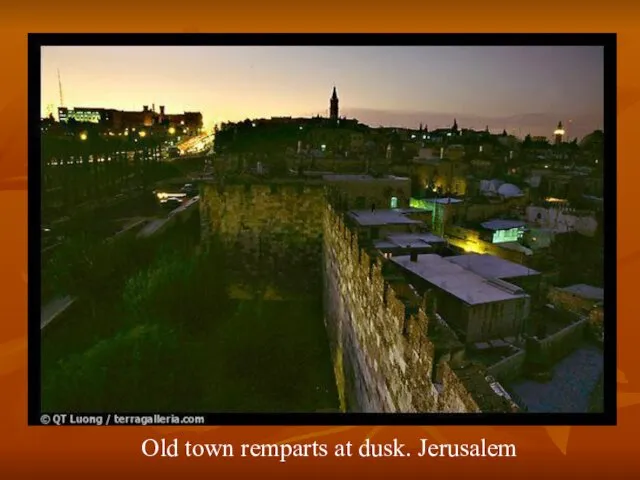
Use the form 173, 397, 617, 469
42, 219, 232, 412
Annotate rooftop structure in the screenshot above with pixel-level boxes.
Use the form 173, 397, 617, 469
374, 232, 445, 250
496, 183, 524, 198
348, 209, 423, 227
445, 253, 539, 280
480, 219, 527, 231
322, 174, 409, 182
391, 254, 528, 305
426, 197, 463, 205
559, 284, 604, 302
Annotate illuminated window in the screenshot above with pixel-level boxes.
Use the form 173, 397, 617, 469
390, 196, 398, 209
492, 227, 523, 244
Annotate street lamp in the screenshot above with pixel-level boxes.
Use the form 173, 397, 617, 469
79, 132, 88, 141
168, 127, 176, 135
139, 130, 147, 138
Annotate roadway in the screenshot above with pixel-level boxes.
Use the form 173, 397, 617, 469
41, 193, 201, 330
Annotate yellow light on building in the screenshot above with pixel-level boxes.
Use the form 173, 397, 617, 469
554, 128, 565, 136
139, 130, 147, 137
79, 132, 88, 141
168, 127, 176, 135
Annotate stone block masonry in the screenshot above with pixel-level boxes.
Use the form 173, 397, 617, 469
200, 183, 325, 295
323, 204, 513, 413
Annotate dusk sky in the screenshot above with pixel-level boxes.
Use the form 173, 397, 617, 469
41, 46, 604, 139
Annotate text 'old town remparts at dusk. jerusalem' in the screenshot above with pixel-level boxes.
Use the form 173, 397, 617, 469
39, 45, 604, 415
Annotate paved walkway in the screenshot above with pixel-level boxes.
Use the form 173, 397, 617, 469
510, 345, 604, 413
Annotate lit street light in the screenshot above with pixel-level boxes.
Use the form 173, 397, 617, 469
79, 132, 88, 141
139, 130, 147, 138
168, 127, 176, 135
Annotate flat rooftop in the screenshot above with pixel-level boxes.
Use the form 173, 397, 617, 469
391, 254, 528, 305
322, 174, 409, 182
374, 232, 446, 250
481, 219, 526, 231
348, 210, 423, 227
427, 197, 463, 204
560, 284, 604, 302
445, 254, 539, 280
498, 242, 533, 255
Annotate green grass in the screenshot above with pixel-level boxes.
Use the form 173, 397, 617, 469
197, 300, 338, 412
42, 299, 338, 413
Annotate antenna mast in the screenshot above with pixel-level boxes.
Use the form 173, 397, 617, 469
57, 69, 64, 107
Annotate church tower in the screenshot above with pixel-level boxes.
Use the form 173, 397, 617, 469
554, 120, 565, 145
330, 86, 339, 121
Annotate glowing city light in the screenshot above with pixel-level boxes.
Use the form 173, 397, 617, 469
168, 127, 176, 135
79, 132, 88, 141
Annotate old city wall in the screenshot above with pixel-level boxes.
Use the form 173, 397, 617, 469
198, 183, 509, 412
323, 204, 486, 413
200, 183, 326, 296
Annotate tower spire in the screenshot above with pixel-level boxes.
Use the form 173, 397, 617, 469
330, 86, 339, 121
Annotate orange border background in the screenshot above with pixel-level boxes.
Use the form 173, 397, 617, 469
2, 2, 639, 477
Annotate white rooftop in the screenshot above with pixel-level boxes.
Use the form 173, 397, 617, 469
427, 197, 463, 204
498, 242, 533, 256
481, 219, 526, 230
385, 232, 445, 247
391, 254, 528, 305
374, 232, 444, 250
560, 284, 604, 301
348, 210, 423, 226
445, 254, 539, 280
323, 174, 409, 182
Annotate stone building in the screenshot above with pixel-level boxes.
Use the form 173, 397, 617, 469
391, 253, 531, 344
374, 232, 448, 258
445, 253, 542, 305
324, 174, 411, 210
346, 209, 427, 243
409, 197, 464, 235
411, 157, 468, 197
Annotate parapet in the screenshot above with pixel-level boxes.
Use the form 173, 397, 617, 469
324, 198, 515, 413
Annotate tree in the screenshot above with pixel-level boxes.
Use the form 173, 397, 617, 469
122, 237, 232, 335
41, 323, 202, 412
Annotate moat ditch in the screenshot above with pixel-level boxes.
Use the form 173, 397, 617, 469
41, 209, 339, 413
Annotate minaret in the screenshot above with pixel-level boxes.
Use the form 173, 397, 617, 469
330, 86, 339, 121
554, 121, 565, 145
452, 118, 459, 133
